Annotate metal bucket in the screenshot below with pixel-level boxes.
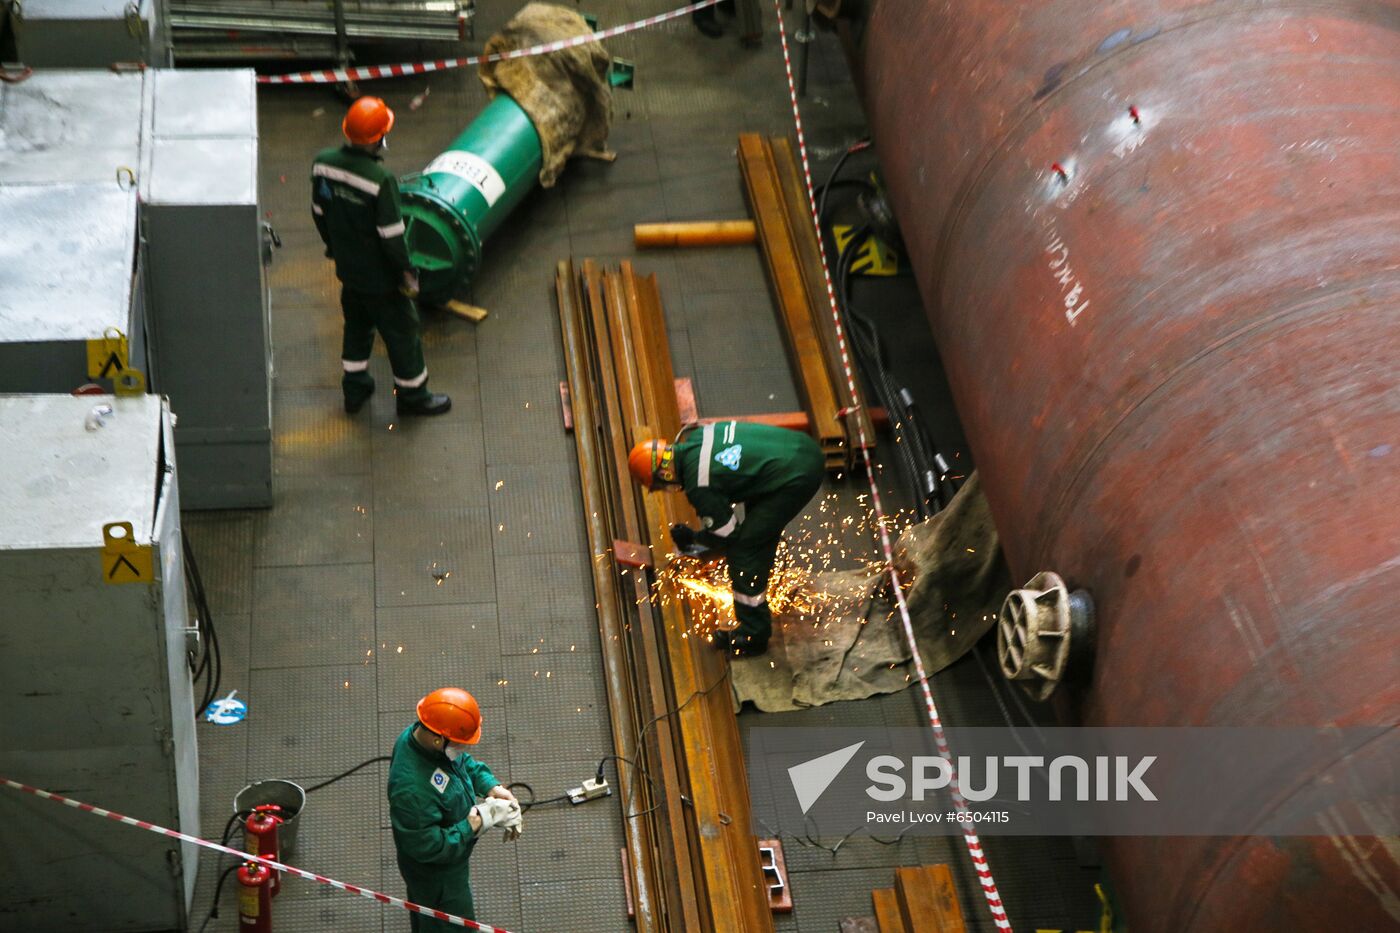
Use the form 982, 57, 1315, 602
234, 779, 306, 858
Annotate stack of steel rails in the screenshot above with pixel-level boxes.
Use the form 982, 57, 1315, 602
739, 132, 875, 472
556, 258, 775, 933
166, 0, 472, 63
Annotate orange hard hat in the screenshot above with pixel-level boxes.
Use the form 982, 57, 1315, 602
416, 687, 482, 744
342, 96, 395, 145
628, 439, 673, 488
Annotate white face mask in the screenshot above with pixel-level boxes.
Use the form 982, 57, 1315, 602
444, 742, 468, 762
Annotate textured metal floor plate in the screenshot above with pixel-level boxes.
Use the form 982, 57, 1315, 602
520, 876, 630, 933
689, 363, 801, 418
246, 665, 378, 777
502, 653, 612, 767
253, 474, 374, 567
251, 564, 376, 667
373, 508, 496, 607
375, 603, 505, 711
370, 414, 489, 511
492, 550, 598, 657
273, 388, 373, 477
485, 462, 588, 557
481, 376, 576, 468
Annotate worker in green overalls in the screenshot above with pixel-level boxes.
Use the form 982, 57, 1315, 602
312, 96, 451, 416
629, 421, 825, 656
387, 687, 521, 930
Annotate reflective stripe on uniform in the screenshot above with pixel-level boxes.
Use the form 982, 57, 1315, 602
342, 358, 370, 372
712, 515, 738, 538
311, 203, 324, 215
733, 590, 767, 606
377, 220, 405, 238
313, 162, 381, 196
394, 368, 429, 389
698, 423, 716, 487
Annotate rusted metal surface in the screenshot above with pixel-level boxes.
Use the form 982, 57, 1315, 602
739, 133, 850, 469
767, 136, 878, 453
556, 260, 674, 932
634, 220, 758, 248
557, 258, 774, 932
846, 2, 1400, 930
620, 260, 775, 932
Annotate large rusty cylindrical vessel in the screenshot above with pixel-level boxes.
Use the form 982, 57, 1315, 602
844, 1, 1400, 929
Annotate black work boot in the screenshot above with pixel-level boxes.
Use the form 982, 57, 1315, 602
396, 392, 452, 416
692, 8, 723, 37
343, 377, 375, 414
711, 629, 767, 658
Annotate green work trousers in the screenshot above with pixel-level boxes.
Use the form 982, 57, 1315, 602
340, 285, 430, 406
728, 469, 824, 646
403, 868, 475, 932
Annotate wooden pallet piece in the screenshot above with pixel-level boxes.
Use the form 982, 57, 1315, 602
895, 864, 968, 933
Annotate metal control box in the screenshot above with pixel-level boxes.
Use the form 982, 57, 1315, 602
0, 68, 272, 508
0, 394, 198, 932
7, 0, 165, 67
0, 185, 148, 393
141, 69, 272, 508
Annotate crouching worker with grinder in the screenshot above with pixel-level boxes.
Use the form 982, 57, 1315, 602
388, 687, 521, 930
629, 421, 825, 658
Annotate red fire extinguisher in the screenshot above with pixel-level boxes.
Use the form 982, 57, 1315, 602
244, 805, 284, 896
237, 861, 273, 933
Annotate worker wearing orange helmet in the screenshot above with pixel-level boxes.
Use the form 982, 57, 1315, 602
312, 96, 450, 416
387, 687, 520, 930
629, 421, 825, 656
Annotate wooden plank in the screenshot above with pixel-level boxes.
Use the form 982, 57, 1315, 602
873, 888, 909, 933
895, 865, 968, 933
738, 132, 848, 470
768, 136, 878, 455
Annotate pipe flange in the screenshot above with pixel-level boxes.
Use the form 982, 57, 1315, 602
997, 571, 1093, 700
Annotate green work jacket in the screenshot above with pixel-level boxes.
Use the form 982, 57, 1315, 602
311, 144, 414, 293
386, 725, 499, 886
675, 421, 824, 545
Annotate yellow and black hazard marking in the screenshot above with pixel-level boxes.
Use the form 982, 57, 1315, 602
832, 225, 899, 276
87, 328, 130, 379
85, 328, 146, 396
101, 521, 153, 585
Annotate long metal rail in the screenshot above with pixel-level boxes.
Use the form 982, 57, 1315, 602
556, 259, 774, 932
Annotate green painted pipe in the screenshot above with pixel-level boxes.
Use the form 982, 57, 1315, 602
400, 93, 544, 303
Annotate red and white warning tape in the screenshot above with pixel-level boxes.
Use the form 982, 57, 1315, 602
0, 778, 513, 932
257, 0, 722, 85
770, 6, 1015, 931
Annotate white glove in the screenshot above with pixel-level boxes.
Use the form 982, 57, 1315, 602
471, 797, 516, 835
501, 801, 523, 842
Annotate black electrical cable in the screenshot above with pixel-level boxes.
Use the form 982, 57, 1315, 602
303, 756, 392, 794
197, 864, 241, 933
183, 536, 221, 718
815, 138, 871, 230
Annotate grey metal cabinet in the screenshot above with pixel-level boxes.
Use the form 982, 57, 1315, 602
0, 394, 198, 932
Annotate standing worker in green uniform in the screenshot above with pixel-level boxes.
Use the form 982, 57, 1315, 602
629, 421, 825, 657
312, 96, 451, 416
387, 687, 521, 930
